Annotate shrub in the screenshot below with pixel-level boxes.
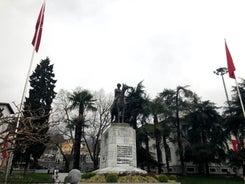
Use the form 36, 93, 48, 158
86, 174, 106, 183
145, 175, 159, 183
117, 175, 158, 183
106, 173, 118, 183
169, 175, 177, 181
82, 172, 96, 179
118, 175, 132, 183
157, 174, 168, 182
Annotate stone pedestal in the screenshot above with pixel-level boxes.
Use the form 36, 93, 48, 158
94, 123, 146, 174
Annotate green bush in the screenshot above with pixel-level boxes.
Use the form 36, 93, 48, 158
82, 172, 96, 179
169, 174, 177, 181
157, 174, 168, 182
106, 173, 118, 183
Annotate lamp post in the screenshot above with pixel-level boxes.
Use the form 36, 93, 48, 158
213, 67, 231, 109
176, 85, 190, 176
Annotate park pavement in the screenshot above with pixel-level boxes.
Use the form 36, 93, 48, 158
57, 172, 84, 183
57, 172, 68, 183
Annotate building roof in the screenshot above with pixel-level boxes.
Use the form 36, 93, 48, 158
0, 102, 14, 114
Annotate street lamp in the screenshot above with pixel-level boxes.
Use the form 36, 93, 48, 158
176, 85, 190, 176
213, 67, 231, 108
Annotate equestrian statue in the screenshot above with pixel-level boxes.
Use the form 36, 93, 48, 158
110, 83, 132, 123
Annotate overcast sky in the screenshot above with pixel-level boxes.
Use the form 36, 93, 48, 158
1, 0, 245, 110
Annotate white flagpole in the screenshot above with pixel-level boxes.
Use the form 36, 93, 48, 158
4, 3, 45, 183
17, 1, 45, 128
234, 78, 245, 118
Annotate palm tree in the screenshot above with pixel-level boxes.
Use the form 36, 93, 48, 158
69, 89, 96, 169
136, 123, 157, 172
161, 118, 172, 174
159, 89, 177, 174
175, 86, 193, 175
149, 97, 168, 173
159, 86, 193, 175
125, 81, 149, 129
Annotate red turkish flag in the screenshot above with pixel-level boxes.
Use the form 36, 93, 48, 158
1, 142, 8, 158
225, 41, 236, 79
231, 139, 238, 152
32, 3, 45, 52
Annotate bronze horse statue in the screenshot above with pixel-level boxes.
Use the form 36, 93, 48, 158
110, 84, 132, 123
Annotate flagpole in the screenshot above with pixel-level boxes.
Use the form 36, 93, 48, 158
225, 40, 245, 119
17, 0, 45, 133
4, 3, 45, 183
3, 48, 36, 184
234, 78, 245, 118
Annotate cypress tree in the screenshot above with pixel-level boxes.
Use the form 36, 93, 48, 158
14, 57, 56, 169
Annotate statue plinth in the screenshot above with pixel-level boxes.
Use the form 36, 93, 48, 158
94, 123, 146, 174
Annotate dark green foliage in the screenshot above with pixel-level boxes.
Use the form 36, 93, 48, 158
69, 89, 96, 169
179, 175, 243, 184
14, 57, 56, 169
169, 174, 177, 181
124, 81, 149, 129
157, 174, 168, 182
105, 173, 118, 183
82, 172, 96, 179
0, 173, 53, 183
136, 124, 159, 171
223, 80, 245, 172
184, 100, 226, 175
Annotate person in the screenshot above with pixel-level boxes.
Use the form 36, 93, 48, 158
114, 83, 122, 102
110, 83, 122, 122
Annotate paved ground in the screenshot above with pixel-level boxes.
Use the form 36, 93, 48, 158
52, 172, 66, 183
55, 172, 84, 184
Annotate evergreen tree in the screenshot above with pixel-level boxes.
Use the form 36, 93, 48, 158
14, 57, 56, 169
184, 99, 226, 175
224, 79, 245, 176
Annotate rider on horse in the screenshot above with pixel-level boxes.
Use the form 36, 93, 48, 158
110, 83, 132, 123
114, 83, 122, 104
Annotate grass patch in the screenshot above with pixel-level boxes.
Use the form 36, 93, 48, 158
179, 175, 244, 184
0, 173, 53, 183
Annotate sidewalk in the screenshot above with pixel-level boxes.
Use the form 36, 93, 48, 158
55, 172, 82, 184
56, 172, 83, 184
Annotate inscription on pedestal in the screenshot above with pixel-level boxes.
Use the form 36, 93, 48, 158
99, 123, 137, 168
117, 145, 132, 164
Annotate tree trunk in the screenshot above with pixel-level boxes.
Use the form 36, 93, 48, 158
93, 158, 99, 169
73, 123, 82, 169
163, 135, 170, 174
146, 135, 150, 173
154, 115, 163, 173
242, 164, 245, 178
57, 144, 70, 172
205, 161, 209, 175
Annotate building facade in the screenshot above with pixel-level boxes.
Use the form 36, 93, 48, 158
0, 102, 14, 170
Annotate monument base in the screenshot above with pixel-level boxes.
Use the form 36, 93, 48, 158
94, 123, 146, 174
